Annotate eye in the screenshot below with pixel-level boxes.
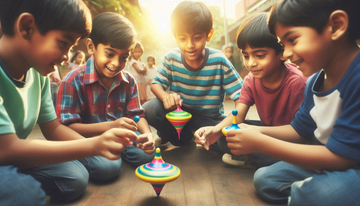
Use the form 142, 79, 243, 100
105, 52, 114, 58
242, 55, 249, 59
121, 56, 129, 61
288, 37, 297, 44
256, 54, 266, 59
59, 41, 68, 48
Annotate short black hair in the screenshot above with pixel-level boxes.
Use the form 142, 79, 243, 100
268, 0, 360, 42
170, 1, 213, 35
0, 0, 91, 39
89, 12, 137, 50
237, 12, 283, 54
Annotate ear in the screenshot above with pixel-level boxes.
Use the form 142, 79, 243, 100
15, 13, 36, 40
207, 28, 215, 42
86, 38, 95, 55
328, 10, 348, 41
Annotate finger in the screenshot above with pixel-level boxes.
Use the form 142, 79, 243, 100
137, 134, 149, 144
111, 128, 139, 143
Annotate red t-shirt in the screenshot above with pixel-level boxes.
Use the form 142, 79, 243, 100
239, 63, 307, 126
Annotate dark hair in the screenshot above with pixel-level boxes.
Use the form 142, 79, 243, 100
268, 0, 360, 42
89, 12, 137, 50
129, 42, 144, 60
70, 50, 85, 64
170, 1, 213, 35
0, 0, 91, 39
237, 12, 283, 54
147, 56, 156, 64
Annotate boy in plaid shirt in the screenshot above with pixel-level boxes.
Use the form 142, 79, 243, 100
57, 13, 155, 182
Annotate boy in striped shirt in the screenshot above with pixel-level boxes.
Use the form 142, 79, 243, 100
143, 1, 243, 147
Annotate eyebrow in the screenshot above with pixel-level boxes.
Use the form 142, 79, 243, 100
242, 49, 268, 54
280, 31, 296, 42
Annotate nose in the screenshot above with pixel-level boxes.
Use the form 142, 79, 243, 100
282, 46, 293, 60
111, 58, 120, 67
246, 56, 257, 68
187, 39, 195, 49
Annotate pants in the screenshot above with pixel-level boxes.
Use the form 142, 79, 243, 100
254, 161, 360, 205
143, 98, 225, 147
6, 133, 155, 203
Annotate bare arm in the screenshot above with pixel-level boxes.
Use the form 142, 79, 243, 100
151, 84, 181, 110
0, 128, 138, 168
226, 126, 356, 171
132, 62, 146, 74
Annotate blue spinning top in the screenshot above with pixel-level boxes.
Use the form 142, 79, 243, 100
222, 110, 240, 136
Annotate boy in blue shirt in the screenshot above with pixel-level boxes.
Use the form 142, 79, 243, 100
226, 0, 360, 204
0, 1, 139, 204
143, 1, 243, 147
57, 13, 155, 180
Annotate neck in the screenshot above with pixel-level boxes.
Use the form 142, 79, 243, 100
0, 35, 30, 80
261, 63, 286, 90
322, 41, 360, 90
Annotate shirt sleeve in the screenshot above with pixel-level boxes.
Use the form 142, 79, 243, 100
37, 75, 57, 124
222, 58, 243, 101
56, 75, 82, 125
238, 74, 255, 106
152, 54, 172, 91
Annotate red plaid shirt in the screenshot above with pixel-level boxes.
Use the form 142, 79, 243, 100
56, 56, 144, 125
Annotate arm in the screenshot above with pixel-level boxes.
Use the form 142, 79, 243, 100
132, 62, 146, 74
194, 103, 250, 150
226, 126, 356, 171
67, 118, 137, 137
151, 84, 181, 110
0, 128, 138, 168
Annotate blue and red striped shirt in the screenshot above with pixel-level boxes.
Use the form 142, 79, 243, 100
56, 56, 144, 125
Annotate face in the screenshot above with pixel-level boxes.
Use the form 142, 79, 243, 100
92, 43, 130, 79
147, 58, 155, 67
175, 30, 211, 67
74, 53, 85, 65
131, 48, 143, 60
28, 30, 81, 76
275, 23, 332, 76
224, 47, 233, 59
241, 45, 283, 79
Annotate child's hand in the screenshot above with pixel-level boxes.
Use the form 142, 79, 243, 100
194, 126, 222, 150
94, 128, 138, 160
162, 93, 182, 110
225, 126, 264, 155
136, 133, 155, 155
111, 117, 138, 132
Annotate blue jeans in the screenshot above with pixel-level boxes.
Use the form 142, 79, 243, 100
143, 98, 226, 147
254, 161, 360, 205
0, 165, 46, 206
19, 134, 155, 202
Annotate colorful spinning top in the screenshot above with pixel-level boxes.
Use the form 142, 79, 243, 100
135, 148, 181, 196
222, 110, 241, 136
166, 105, 192, 139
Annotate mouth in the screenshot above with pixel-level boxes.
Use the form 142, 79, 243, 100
186, 50, 197, 56
106, 65, 116, 72
292, 59, 303, 68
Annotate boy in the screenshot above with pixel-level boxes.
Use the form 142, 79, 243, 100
0, 0, 139, 205
227, 0, 360, 204
195, 13, 307, 167
143, 1, 243, 147
57, 12, 155, 181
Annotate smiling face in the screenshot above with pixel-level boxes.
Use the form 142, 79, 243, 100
29, 30, 81, 76
175, 29, 213, 68
147, 58, 155, 67
275, 23, 332, 76
74, 52, 85, 65
90, 43, 130, 83
241, 45, 283, 79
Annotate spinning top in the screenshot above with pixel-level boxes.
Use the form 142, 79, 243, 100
222, 110, 241, 136
133, 115, 140, 146
166, 106, 192, 140
135, 148, 181, 196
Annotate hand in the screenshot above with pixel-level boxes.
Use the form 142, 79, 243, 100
226, 126, 264, 155
136, 133, 155, 155
111, 117, 138, 132
162, 93, 182, 110
94, 128, 138, 160
194, 126, 222, 150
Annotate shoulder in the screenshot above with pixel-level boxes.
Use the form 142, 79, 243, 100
63, 64, 86, 84
284, 63, 308, 83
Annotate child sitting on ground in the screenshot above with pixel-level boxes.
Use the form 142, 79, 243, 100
0, 0, 139, 204
143, 1, 243, 147
195, 12, 307, 168
57, 12, 155, 183
226, 0, 360, 204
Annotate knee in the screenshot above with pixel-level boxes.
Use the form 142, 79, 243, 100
125, 151, 155, 167
253, 167, 269, 194
90, 158, 122, 182
54, 167, 89, 202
